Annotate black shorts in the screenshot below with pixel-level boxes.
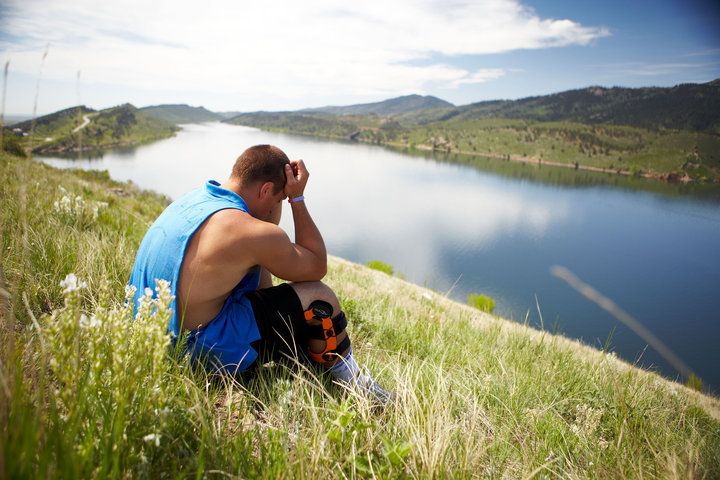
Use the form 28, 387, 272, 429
246, 283, 310, 365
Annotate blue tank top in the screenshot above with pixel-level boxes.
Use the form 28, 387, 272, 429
129, 180, 261, 342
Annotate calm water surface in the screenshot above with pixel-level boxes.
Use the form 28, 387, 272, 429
39, 122, 720, 392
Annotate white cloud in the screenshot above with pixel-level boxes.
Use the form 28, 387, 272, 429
1, 0, 610, 108
447, 69, 507, 88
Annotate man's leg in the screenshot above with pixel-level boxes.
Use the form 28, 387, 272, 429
289, 281, 395, 404
288, 281, 349, 367
248, 280, 394, 404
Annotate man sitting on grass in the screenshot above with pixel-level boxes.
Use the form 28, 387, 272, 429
129, 144, 393, 403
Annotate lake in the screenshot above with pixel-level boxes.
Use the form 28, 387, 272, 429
38, 122, 720, 393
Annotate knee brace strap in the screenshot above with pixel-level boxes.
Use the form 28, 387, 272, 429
304, 301, 351, 363
306, 312, 347, 340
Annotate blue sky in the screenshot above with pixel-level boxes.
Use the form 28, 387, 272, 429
1, 0, 718, 115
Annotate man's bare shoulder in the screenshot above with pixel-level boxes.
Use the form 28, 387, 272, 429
206, 207, 252, 229
204, 208, 287, 246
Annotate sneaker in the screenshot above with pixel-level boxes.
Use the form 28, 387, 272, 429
356, 372, 397, 407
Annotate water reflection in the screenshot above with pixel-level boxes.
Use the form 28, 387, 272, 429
47, 144, 140, 161
391, 145, 720, 200
287, 140, 569, 284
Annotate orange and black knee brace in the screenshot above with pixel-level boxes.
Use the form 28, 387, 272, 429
304, 300, 351, 364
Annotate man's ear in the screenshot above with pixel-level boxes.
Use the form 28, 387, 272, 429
259, 181, 275, 200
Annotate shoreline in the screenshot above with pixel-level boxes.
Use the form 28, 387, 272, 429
30, 131, 179, 155
230, 125, 712, 184
412, 143, 694, 182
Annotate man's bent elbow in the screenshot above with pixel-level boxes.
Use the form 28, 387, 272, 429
307, 250, 327, 280
283, 258, 326, 282
308, 260, 327, 281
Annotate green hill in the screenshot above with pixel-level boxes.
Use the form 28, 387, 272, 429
214, 110, 245, 119
11, 105, 96, 139
13, 104, 180, 154
401, 79, 720, 133
301, 94, 454, 116
140, 104, 223, 124
225, 95, 454, 138
226, 111, 362, 137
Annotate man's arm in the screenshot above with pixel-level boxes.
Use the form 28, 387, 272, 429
247, 159, 327, 282
247, 217, 327, 282
285, 160, 327, 273
258, 200, 282, 289
288, 195, 326, 269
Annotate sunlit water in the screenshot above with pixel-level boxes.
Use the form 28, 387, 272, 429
39, 122, 720, 393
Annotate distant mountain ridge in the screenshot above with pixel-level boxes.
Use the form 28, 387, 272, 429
402, 79, 720, 133
140, 104, 223, 124
300, 94, 454, 116
226, 80, 720, 133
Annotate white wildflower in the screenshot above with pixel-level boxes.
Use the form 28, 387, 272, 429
54, 195, 73, 216
79, 314, 101, 329
53, 192, 106, 226
143, 433, 161, 446
60, 273, 87, 293
155, 278, 171, 292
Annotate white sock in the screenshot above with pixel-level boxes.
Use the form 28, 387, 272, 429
328, 347, 361, 384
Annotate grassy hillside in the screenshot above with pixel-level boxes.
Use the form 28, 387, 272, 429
2, 151, 719, 478
362, 118, 720, 181
10, 104, 179, 154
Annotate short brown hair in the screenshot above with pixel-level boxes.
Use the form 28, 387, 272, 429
231, 145, 290, 194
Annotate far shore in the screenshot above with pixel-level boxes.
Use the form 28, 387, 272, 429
243, 127, 704, 183
410, 143, 696, 183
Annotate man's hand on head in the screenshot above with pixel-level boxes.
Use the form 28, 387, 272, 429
285, 160, 308, 199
